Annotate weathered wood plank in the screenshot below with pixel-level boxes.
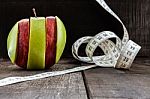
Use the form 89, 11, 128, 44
83, 58, 150, 99
105, 0, 150, 57
0, 0, 150, 58
0, 58, 87, 99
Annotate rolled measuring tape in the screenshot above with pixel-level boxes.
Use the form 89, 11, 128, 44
72, 0, 141, 69
0, 0, 141, 86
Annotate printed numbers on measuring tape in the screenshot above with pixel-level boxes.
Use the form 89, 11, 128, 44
72, 0, 141, 69
0, 0, 141, 86
72, 32, 141, 69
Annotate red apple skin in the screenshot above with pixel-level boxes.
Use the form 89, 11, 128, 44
7, 16, 66, 69
16, 17, 57, 69
45, 17, 57, 69
16, 19, 29, 69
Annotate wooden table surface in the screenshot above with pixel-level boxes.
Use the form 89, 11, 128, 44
0, 58, 150, 99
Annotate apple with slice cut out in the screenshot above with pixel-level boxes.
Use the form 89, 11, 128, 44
7, 10, 66, 70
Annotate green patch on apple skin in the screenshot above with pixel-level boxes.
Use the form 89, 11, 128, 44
55, 16, 67, 63
7, 16, 66, 69
27, 17, 46, 69
7, 22, 18, 63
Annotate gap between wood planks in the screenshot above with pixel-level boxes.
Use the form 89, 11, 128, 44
82, 71, 92, 99
0, 57, 150, 99
81, 57, 150, 99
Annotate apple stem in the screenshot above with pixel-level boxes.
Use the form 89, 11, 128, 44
32, 8, 37, 17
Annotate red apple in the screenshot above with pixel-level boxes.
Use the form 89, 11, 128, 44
7, 16, 66, 69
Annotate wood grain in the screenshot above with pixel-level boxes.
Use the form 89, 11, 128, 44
0, 58, 150, 99
0, 58, 87, 99
83, 59, 150, 99
0, 0, 150, 58
105, 0, 150, 57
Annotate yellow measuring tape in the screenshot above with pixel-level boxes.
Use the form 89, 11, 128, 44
0, 0, 141, 86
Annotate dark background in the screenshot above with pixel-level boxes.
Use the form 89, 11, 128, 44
0, 0, 150, 58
